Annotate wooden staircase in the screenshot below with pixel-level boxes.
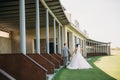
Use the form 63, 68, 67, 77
27, 54, 55, 74
0, 54, 47, 80
0, 53, 64, 80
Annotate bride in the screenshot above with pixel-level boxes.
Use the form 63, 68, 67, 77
67, 44, 92, 69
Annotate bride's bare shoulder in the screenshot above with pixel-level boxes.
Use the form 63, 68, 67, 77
73, 48, 77, 53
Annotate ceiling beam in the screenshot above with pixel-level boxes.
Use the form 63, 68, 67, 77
52, 9, 62, 12
46, 1, 59, 6
3, 8, 45, 14
0, 0, 35, 7
49, 5, 61, 9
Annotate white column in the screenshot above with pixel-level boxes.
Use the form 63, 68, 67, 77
108, 43, 111, 55
105, 45, 107, 53
96, 43, 98, 53
53, 19, 56, 53
91, 42, 93, 53
88, 41, 90, 53
80, 39, 82, 47
81, 40, 83, 54
102, 45, 104, 53
89, 42, 91, 53
103, 45, 105, 53
82, 40, 84, 56
98, 44, 100, 53
72, 34, 75, 49
36, 0, 40, 54
107, 43, 109, 55
94, 42, 96, 53
46, 9, 49, 54
94, 43, 95, 53
83, 40, 85, 56
58, 24, 61, 53
84, 40, 87, 57
64, 27, 67, 43
86, 41, 89, 53
92, 42, 94, 53
20, 0, 26, 54
71, 33, 75, 50
62, 26, 64, 48
90, 42, 92, 53
99, 44, 101, 53
105, 44, 107, 53
97, 44, 99, 53
95, 42, 97, 54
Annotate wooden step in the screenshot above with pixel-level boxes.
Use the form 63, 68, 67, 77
27, 54, 55, 74
51, 53, 63, 65
41, 53, 60, 69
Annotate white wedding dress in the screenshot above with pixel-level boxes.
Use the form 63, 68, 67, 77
67, 45, 92, 69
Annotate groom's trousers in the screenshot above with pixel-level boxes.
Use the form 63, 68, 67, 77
63, 56, 68, 66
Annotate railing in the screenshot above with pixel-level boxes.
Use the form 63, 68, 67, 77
27, 54, 55, 74
41, 53, 60, 69
0, 69, 16, 80
87, 53, 107, 57
51, 53, 63, 65
0, 54, 47, 80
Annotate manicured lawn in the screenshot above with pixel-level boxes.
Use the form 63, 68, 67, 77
53, 55, 120, 80
94, 55, 120, 80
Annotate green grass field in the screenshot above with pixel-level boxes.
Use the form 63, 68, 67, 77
53, 55, 120, 80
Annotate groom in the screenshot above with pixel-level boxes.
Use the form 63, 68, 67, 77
61, 42, 70, 68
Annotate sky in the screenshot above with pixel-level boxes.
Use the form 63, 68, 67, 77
60, 0, 120, 48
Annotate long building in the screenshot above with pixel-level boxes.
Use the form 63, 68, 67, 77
0, 0, 111, 80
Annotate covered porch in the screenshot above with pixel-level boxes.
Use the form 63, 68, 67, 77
86, 39, 111, 57
0, 0, 68, 80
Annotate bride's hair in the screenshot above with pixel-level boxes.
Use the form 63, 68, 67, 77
75, 44, 79, 47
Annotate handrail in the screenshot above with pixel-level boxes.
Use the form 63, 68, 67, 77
0, 69, 16, 80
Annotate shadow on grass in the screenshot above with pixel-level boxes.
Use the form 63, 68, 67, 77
53, 56, 117, 80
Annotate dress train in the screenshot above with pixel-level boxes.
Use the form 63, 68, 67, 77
67, 45, 92, 69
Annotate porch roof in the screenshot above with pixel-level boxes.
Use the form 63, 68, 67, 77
0, 0, 69, 31
44, 0, 69, 25
87, 39, 111, 45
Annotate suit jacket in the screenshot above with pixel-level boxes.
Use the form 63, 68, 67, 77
62, 46, 69, 57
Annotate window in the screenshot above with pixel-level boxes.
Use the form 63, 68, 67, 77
0, 31, 9, 38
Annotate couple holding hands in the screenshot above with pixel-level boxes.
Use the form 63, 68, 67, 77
62, 43, 92, 69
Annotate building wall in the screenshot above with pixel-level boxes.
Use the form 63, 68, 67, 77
11, 31, 21, 53
0, 24, 87, 55
11, 26, 60, 53
64, 25, 87, 57
0, 37, 11, 53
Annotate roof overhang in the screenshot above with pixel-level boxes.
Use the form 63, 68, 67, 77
44, 0, 69, 25
67, 23, 88, 39
87, 39, 111, 45
0, 0, 69, 32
